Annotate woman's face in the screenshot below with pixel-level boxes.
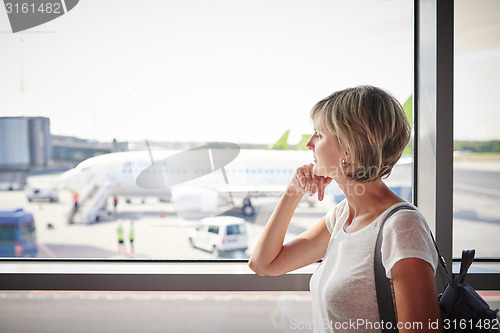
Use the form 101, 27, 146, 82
306, 126, 346, 179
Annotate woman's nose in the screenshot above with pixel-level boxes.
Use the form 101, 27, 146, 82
306, 136, 315, 150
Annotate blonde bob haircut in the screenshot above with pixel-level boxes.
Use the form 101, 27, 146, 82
310, 86, 411, 182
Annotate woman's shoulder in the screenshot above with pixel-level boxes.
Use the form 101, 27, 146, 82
336, 198, 349, 213
386, 202, 426, 221
383, 203, 433, 236
381, 203, 439, 277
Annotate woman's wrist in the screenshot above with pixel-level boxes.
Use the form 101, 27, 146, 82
284, 184, 306, 200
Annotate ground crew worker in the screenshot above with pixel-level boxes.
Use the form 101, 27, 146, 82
73, 192, 79, 213
117, 220, 124, 253
129, 220, 135, 253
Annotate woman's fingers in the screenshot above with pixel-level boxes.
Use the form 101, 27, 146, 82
315, 176, 332, 201
309, 174, 320, 196
296, 165, 311, 188
317, 177, 325, 201
304, 172, 313, 192
301, 165, 320, 195
318, 177, 333, 201
293, 165, 332, 200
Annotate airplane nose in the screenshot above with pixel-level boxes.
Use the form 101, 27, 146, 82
59, 169, 72, 183
59, 169, 80, 191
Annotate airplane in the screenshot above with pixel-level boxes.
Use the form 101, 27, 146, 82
58, 136, 315, 224
59, 133, 412, 224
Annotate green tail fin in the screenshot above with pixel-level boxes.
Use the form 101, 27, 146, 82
402, 95, 412, 155
295, 134, 311, 150
271, 130, 290, 150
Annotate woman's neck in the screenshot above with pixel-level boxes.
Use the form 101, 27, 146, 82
337, 177, 405, 219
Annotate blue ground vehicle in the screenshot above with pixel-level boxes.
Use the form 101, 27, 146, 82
0, 208, 37, 257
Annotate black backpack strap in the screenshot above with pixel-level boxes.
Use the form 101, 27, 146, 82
428, 231, 453, 291
375, 205, 416, 333
375, 204, 453, 333
453, 249, 475, 286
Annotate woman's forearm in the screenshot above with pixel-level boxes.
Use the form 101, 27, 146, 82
248, 185, 303, 275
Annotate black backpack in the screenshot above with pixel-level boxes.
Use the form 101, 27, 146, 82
375, 206, 500, 333
438, 249, 500, 333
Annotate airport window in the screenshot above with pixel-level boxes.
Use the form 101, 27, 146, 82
414, 0, 499, 294
453, 0, 500, 259
1, 0, 411, 264
1, 0, 498, 294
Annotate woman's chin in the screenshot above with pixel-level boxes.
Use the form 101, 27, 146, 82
313, 164, 339, 179
312, 165, 325, 177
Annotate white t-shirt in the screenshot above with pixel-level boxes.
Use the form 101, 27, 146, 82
309, 199, 438, 333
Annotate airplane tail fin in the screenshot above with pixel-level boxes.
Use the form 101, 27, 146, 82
294, 134, 311, 150
271, 130, 290, 150
402, 95, 412, 155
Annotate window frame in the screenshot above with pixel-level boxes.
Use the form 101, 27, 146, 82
1, 0, 499, 292
414, 0, 500, 290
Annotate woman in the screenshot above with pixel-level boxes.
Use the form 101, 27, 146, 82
249, 86, 442, 332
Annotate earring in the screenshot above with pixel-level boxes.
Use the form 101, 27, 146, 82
342, 159, 346, 164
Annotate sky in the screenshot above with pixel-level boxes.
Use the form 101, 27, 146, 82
454, 0, 500, 140
0, 0, 498, 145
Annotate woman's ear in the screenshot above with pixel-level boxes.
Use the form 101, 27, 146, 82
343, 152, 352, 164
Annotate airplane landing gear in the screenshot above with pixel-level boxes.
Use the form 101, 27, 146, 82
242, 198, 255, 216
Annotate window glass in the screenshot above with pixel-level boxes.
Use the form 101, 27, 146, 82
0, 0, 412, 259
226, 225, 245, 235
453, 0, 500, 258
0, 226, 16, 245
208, 226, 219, 235
21, 223, 36, 242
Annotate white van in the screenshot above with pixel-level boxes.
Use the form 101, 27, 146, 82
188, 216, 248, 256
25, 182, 59, 202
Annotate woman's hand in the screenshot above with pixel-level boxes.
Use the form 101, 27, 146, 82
288, 163, 332, 201
249, 163, 333, 276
